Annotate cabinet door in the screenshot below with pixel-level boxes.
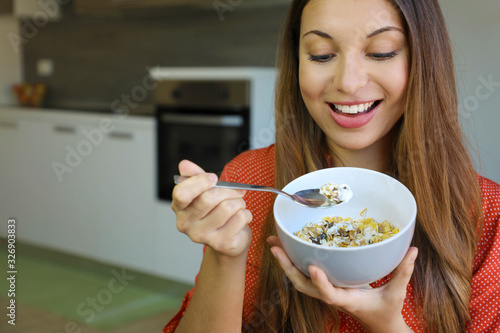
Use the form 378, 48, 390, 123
40, 121, 102, 254
0, 119, 26, 224
0, 119, 62, 233
89, 124, 158, 271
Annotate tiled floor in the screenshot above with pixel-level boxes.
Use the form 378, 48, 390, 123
0, 241, 190, 333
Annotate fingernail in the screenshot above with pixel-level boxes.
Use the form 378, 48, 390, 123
309, 267, 317, 279
208, 173, 218, 183
409, 249, 418, 263
270, 247, 278, 258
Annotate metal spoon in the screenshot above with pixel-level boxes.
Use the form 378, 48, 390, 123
173, 175, 352, 208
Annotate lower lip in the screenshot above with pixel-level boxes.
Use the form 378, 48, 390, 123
328, 103, 379, 128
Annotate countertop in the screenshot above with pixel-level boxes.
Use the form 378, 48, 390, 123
0, 105, 155, 131
0, 103, 155, 117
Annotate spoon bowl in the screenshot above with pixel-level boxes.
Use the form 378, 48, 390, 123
173, 175, 352, 208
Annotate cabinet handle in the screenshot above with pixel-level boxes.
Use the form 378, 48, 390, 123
0, 121, 17, 129
108, 131, 133, 140
54, 125, 76, 134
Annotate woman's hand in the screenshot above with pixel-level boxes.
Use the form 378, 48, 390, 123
267, 236, 417, 333
171, 160, 253, 258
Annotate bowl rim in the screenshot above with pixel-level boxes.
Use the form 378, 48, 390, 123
273, 167, 417, 252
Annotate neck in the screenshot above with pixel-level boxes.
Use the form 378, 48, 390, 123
328, 132, 396, 175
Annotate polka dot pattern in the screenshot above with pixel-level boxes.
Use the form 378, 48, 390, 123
162, 145, 500, 332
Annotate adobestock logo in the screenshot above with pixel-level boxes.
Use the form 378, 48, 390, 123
213, 0, 243, 22
49, 268, 136, 333
51, 118, 116, 183
459, 74, 500, 119
76, 268, 136, 323
8, 0, 70, 54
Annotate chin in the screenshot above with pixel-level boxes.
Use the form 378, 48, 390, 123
329, 137, 374, 151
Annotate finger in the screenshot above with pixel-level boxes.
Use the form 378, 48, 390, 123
266, 235, 283, 248
195, 196, 247, 231
308, 265, 348, 306
189, 188, 246, 221
172, 172, 218, 211
211, 209, 253, 254
270, 246, 312, 294
384, 247, 418, 299
216, 208, 253, 237
176, 188, 245, 235
178, 159, 205, 176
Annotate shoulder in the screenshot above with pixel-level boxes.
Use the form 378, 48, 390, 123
221, 144, 275, 186
477, 174, 500, 219
473, 174, 500, 270
470, 175, 500, 330
478, 174, 500, 197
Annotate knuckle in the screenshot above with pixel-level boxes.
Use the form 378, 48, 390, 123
244, 209, 253, 221
321, 293, 336, 306
219, 199, 238, 215
237, 197, 247, 209
189, 229, 205, 244
213, 236, 231, 253
176, 217, 189, 234
235, 208, 252, 223
172, 186, 190, 207
199, 190, 217, 207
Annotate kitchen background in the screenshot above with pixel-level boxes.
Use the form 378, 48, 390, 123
0, 0, 499, 332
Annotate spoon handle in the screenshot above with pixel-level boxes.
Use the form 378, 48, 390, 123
174, 175, 289, 197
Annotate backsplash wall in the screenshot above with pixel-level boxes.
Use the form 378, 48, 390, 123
22, 2, 288, 111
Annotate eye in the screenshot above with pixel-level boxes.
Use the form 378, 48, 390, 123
368, 51, 397, 61
308, 54, 334, 63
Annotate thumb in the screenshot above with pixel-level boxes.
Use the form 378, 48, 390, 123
385, 247, 418, 295
178, 160, 207, 177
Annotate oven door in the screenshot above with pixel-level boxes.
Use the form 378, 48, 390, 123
157, 110, 249, 201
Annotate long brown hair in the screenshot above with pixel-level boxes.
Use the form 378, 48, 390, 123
254, 0, 483, 332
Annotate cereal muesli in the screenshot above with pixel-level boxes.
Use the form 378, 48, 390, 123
319, 182, 352, 204
294, 209, 399, 247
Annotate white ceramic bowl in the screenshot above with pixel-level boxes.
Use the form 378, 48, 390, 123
274, 167, 417, 288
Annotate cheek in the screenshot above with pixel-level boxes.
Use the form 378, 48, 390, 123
299, 62, 330, 104
380, 61, 409, 105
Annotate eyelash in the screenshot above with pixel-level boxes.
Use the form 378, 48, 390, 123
308, 54, 334, 62
368, 51, 398, 60
308, 51, 398, 63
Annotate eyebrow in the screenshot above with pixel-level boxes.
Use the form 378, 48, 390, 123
302, 26, 404, 40
366, 26, 404, 38
302, 30, 333, 40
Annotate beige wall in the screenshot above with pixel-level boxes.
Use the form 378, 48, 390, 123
441, 0, 500, 183
0, 16, 22, 105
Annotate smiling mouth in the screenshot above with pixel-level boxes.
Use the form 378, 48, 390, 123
328, 100, 382, 116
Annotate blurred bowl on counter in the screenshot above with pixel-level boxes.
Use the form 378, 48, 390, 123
12, 83, 47, 107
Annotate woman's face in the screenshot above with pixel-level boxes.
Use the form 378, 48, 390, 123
299, 0, 409, 152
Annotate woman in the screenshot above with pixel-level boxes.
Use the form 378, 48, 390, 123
164, 0, 500, 332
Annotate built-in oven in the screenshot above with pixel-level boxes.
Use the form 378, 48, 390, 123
155, 80, 250, 201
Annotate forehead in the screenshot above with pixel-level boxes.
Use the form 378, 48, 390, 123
301, 0, 404, 37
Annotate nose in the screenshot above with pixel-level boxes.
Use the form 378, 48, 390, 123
332, 55, 369, 95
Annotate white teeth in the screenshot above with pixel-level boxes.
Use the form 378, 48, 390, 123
333, 101, 376, 114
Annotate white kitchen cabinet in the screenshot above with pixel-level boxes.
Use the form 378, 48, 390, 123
0, 107, 202, 284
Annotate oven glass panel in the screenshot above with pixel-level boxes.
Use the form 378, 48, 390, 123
157, 110, 249, 201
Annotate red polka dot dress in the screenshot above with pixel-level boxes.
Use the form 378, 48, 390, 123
162, 145, 500, 332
